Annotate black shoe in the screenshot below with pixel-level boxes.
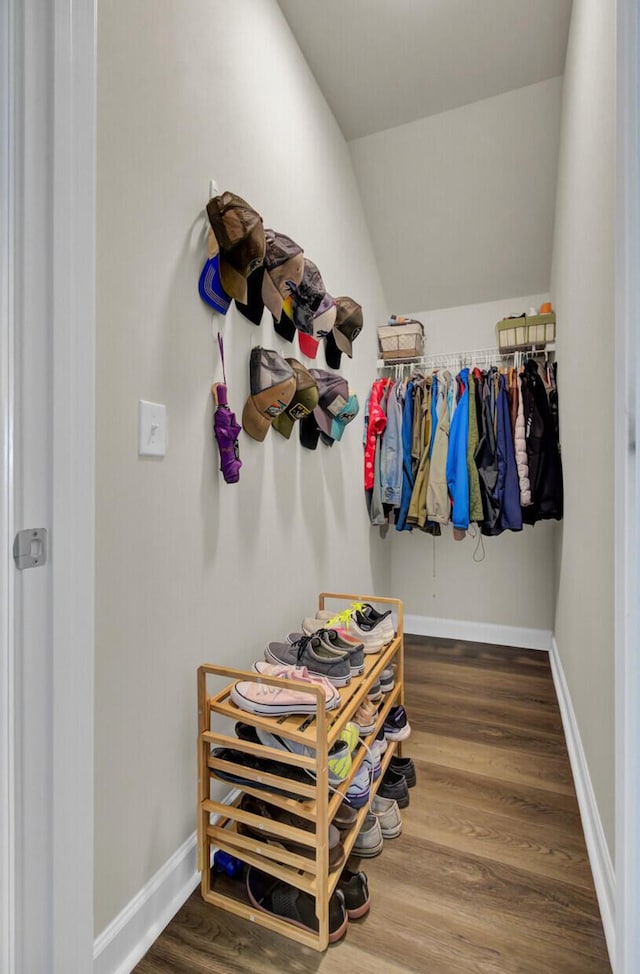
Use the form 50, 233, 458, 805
389, 755, 417, 788
337, 868, 370, 919
378, 768, 409, 808
246, 868, 348, 943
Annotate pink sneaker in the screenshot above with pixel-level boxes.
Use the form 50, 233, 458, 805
252, 661, 340, 709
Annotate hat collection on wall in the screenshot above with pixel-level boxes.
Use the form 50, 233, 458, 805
199, 191, 362, 460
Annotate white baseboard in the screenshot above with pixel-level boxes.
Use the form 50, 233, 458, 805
93, 788, 240, 974
549, 637, 616, 966
404, 614, 553, 651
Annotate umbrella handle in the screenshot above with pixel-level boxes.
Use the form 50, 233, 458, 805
217, 332, 227, 385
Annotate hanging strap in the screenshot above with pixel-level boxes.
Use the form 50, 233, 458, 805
217, 332, 227, 385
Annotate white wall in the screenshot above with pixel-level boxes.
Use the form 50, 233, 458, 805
349, 78, 563, 314
389, 294, 557, 633
550, 0, 616, 857
95, 0, 388, 935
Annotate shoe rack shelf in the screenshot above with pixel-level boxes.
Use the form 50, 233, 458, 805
196, 592, 404, 952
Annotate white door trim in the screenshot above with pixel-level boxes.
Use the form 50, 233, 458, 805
50, 0, 97, 970
615, 2, 640, 972
0, 0, 17, 970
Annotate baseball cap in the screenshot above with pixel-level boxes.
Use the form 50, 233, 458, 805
299, 412, 321, 450
261, 230, 305, 320
234, 266, 266, 326
198, 253, 231, 315
242, 347, 296, 442
289, 258, 325, 328
206, 192, 266, 305
272, 359, 319, 439
298, 292, 337, 360
273, 294, 296, 343
310, 369, 360, 441
324, 296, 363, 369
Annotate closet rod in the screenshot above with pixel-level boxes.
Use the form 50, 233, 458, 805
376, 342, 556, 373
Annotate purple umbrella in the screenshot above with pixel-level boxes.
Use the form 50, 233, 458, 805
212, 335, 242, 484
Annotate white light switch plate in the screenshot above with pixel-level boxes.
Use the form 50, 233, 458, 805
138, 400, 167, 457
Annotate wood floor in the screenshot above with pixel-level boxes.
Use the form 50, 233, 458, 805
135, 638, 612, 974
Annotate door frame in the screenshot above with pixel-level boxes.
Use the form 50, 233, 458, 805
615, 2, 640, 972
1, 0, 96, 970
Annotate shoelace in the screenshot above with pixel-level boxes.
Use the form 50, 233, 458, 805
292, 634, 314, 663
326, 607, 355, 628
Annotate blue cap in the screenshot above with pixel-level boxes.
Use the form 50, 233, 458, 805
328, 391, 360, 441
198, 254, 231, 314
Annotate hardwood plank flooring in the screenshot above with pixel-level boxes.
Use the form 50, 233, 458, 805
134, 637, 612, 974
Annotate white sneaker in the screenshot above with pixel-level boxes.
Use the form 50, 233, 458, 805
317, 602, 395, 642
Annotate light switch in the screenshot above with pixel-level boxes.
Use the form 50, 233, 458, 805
138, 400, 167, 457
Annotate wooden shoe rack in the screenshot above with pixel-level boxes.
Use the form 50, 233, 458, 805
196, 592, 404, 952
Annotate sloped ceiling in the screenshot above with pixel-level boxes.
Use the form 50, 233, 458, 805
277, 1, 571, 312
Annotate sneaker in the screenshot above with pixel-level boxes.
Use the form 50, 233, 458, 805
375, 726, 388, 756
389, 755, 417, 788
379, 768, 410, 809
339, 721, 360, 755
231, 679, 328, 716
265, 634, 351, 687
301, 616, 361, 645
367, 680, 382, 704
317, 602, 395, 642
337, 869, 370, 919
353, 701, 378, 735
250, 661, 340, 709
210, 747, 309, 800
334, 801, 358, 832
344, 763, 370, 808
360, 737, 382, 781
246, 868, 348, 944
380, 665, 395, 693
303, 610, 386, 654
352, 814, 383, 858
371, 795, 402, 838
253, 726, 351, 788
238, 795, 346, 870
288, 629, 364, 676
384, 705, 411, 741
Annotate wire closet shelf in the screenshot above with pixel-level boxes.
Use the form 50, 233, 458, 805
376, 343, 556, 378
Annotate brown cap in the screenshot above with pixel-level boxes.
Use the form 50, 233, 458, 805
261, 230, 305, 320
242, 347, 296, 442
206, 192, 266, 304
272, 359, 319, 439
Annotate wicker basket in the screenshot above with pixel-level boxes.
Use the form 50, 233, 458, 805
496, 313, 556, 352
377, 320, 424, 361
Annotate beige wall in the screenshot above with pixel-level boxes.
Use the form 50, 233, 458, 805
349, 78, 563, 313
389, 294, 557, 632
95, 0, 389, 935
551, 0, 616, 856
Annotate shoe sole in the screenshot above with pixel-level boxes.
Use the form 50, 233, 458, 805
356, 721, 376, 735
352, 839, 384, 858
246, 876, 349, 944
383, 723, 412, 742
345, 790, 370, 808
345, 897, 371, 920
377, 822, 402, 839
264, 647, 351, 688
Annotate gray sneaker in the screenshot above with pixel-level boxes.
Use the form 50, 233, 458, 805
371, 795, 402, 838
266, 634, 351, 687
287, 628, 365, 676
352, 813, 384, 858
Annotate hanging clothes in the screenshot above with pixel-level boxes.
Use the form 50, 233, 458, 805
395, 379, 416, 532
466, 371, 484, 523
426, 371, 451, 523
447, 367, 470, 533
380, 381, 403, 510
520, 359, 563, 523
495, 372, 522, 532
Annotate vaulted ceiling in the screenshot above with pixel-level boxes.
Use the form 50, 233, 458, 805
277, 1, 572, 312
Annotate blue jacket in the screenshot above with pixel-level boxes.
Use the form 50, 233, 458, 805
395, 380, 415, 531
381, 382, 403, 507
446, 369, 470, 530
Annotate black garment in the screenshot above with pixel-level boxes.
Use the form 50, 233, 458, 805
474, 369, 502, 536
520, 359, 563, 523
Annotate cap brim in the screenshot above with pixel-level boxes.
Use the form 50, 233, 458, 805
324, 331, 342, 369
271, 411, 295, 439
220, 258, 249, 304
198, 256, 231, 315
242, 395, 272, 441
235, 266, 265, 325
298, 331, 320, 358
299, 413, 320, 450
332, 327, 353, 356
313, 404, 333, 437
274, 312, 296, 342
261, 269, 284, 320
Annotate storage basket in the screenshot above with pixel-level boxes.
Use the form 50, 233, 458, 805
377, 319, 424, 361
496, 313, 556, 352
